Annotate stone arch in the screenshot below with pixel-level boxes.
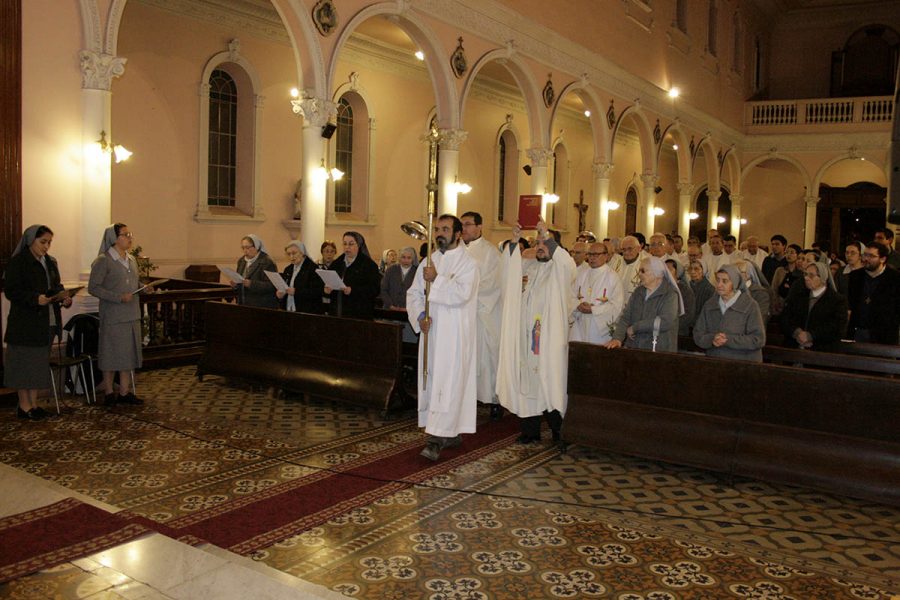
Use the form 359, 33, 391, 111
741, 153, 812, 193
460, 49, 546, 149
721, 147, 742, 195
611, 103, 656, 175
551, 81, 610, 163
330, 4, 457, 128
812, 151, 888, 198
79, 0, 103, 54
656, 121, 691, 183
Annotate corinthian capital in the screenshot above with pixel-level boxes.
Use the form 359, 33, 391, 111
526, 147, 553, 167
676, 182, 695, 196
79, 50, 127, 91
730, 193, 744, 206
290, 95, 337, 128
804, 195, 820, 207
640, 173, 659, 189
438, 128, 468, 150
592, 162, 613, 179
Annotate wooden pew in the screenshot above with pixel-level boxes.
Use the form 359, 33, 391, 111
197, 302, 411, 414
565, 342, 900, 506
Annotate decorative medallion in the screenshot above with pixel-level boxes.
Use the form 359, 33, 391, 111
450, 37, 467, 78
606, 100, 616, 129
312, 0, 338, 37
653, 119, 661, 145
543, 73, 555, 108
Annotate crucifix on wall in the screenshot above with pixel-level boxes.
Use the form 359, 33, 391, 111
573, 189, 588, 233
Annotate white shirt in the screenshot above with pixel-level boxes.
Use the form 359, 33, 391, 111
569, 263, 624, 345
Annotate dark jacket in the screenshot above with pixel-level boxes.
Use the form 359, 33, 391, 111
279, 256, 324, 314
379, 263, 417, 309
690, 277, 715, 324
4, 250, 64, 346
236, 252, 279, 309
781, 285, 848, 351
327, 253, 381, 319
846, 266, 900, 344
676, 280, 695, 336
693, 291, 766, 362
613, 279, 680, 352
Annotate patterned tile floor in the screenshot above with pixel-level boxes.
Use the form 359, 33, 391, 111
1, 366, 898, 599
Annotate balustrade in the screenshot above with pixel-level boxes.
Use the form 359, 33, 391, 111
746, 95, 892, 127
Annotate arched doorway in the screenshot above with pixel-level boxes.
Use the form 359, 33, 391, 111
816, 182, 886, 253
690, 187, 732, 240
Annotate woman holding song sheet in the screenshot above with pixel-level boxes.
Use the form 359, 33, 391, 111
324, 231, 380, 319
4, 225, 71, 420
232, 234, 278, 309
276, 241, 323, 313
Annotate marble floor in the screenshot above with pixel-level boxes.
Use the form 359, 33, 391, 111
0, 366, 898, 599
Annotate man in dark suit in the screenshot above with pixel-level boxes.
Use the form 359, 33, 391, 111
846, 242, 900, 344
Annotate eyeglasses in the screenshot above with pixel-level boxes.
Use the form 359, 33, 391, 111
587, 252, 608, 256
649, 242, 665, 248
240, 245, 254, 250
118, 232, 133, 239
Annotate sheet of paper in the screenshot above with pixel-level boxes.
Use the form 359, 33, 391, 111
49, 286, 84, 302
132, 278, 170, 294
264, 270, 289, 292
316, 268, 346, 290
219, 266, 245, 284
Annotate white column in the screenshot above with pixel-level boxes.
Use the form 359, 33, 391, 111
527, 148, 553, 218
291, 96, 337, 258
640, 173, 658, 235
79, 50, 127, 279
676, 182, 694, 241
706, 189, 721, 232
730, 194, 744, 241
803, 195, 820, 247
592, 162, 613, 239
437, 129, 467, 216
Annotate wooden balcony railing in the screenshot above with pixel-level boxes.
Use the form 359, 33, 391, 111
140, 278, 235, 366
745, 95, 893, 127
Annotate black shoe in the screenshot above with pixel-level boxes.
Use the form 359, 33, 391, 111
32, 406, 50, 419
440, 435, 462, 450
420, 442, 441, 461
552, 429, 561, 443
103, 393, 118, 406
516, 433, 540, 444
16, 406, 44, 421
489, 404, 503, 421
117, 393, 144, 405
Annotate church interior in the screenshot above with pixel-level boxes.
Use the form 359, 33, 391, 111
1, 0, 898, 598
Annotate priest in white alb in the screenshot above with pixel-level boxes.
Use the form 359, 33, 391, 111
570, 242, 624, 345
407, 214, 479, 461
461, 211, 504, 421
497, 218, 576, 444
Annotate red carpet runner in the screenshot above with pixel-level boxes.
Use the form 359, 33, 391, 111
0, 498, 149, 584
0, 416, 524, 582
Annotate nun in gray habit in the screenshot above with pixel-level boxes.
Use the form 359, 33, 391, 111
693, 264, 766, 362
88, 223, 144, 405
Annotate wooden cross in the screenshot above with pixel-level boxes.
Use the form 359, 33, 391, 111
573, 189, 588, 233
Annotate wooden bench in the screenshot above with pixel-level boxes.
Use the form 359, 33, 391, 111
565, 342, 900, 506
197, 301, 410, 414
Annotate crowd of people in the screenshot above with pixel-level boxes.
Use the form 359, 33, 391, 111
5, 220, 900, 466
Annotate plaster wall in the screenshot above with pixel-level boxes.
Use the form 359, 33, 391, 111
740, 160, 807, 244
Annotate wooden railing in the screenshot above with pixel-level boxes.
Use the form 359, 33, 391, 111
745, 95, 893, 127
140, 278, 235, 366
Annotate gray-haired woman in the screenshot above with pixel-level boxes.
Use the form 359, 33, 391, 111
88, 223, 144, 405
233, 234, 278, 309
693, 264, 766, 362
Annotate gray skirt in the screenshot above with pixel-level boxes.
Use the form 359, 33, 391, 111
4, 344, 52, 389
98, 321, 142, 371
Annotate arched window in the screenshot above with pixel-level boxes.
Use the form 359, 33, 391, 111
497, 128, 518, 224
625, 186, 638, 234
831, 25, 900, 97
196, 41, 263, 222
334, 97, 353, 214
675, 0, 687, 33
707, 0, 718, 57
208, 70, 237, 207
732, 12, 743, 72
551, 143, 569, 227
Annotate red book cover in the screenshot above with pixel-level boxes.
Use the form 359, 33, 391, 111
518, 195, 542, 229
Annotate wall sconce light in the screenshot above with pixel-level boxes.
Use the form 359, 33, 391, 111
740, 218, 748, 225
583, 110, 591, 118
653, 207, 665, 216
97, 131, 132, 163
716, 216, 726, 224
542, 192, 560, 205
668, 87, 680, 98
315, 158, 343, 183
414, 50, 425, 61
689, 212, 699, 220
607, 201, 621, 210
452, 177, 472, 194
